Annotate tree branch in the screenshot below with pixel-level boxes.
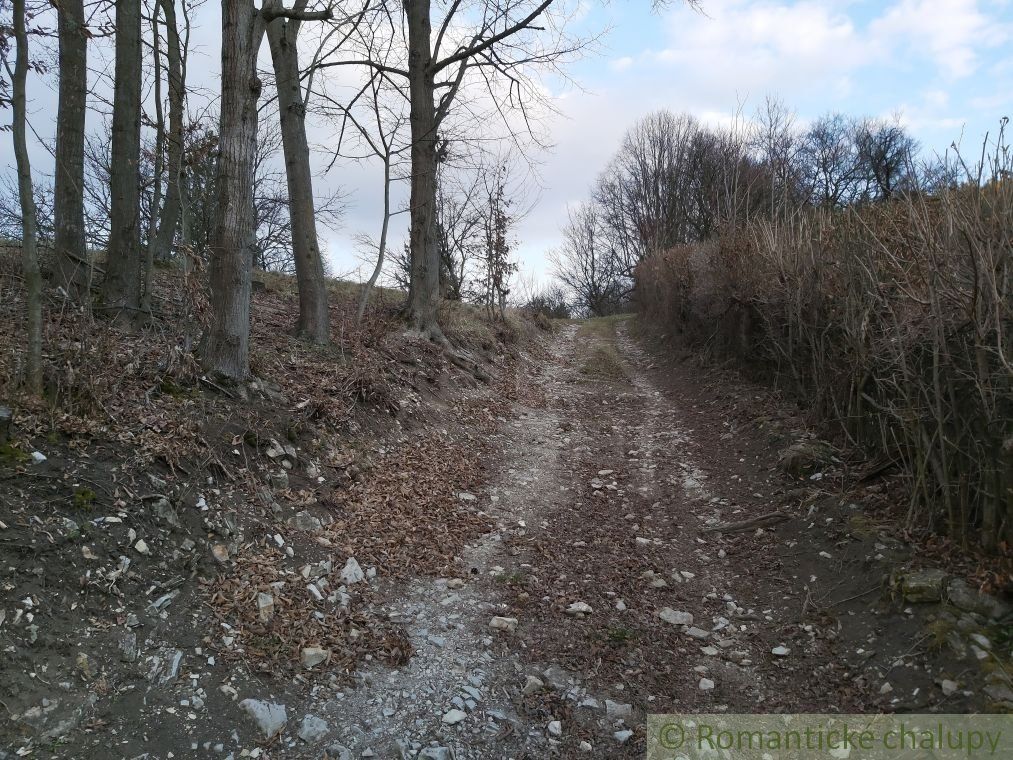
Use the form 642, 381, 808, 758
313, 58, 409, 78
259, 1, 333, 24
432, 0, 555, 75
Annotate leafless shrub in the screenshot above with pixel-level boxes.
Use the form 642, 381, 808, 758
637, 122, 1013, 553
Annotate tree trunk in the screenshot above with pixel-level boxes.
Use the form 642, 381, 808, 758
52, 0, 89, 301
266, 8, 330, 344
102, 0, 143, 319
142, 8, 165, 313
12, 0, 42, 395
356, 158, 391, 323
405, 0, 443, 339
152, 0, 185, 264
201, 0, 264, 380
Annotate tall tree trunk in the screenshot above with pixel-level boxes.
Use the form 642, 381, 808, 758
266, 7, 330, 344
142, 8, 165, 313
153, 0, 185, 264
102, 0, 143, 319
405, 0, 443, 339
12, 0, 42, 395
52, 0, 89, 301
201, 0, 264, 379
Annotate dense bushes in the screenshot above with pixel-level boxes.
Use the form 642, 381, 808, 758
637, 163, 1012, 553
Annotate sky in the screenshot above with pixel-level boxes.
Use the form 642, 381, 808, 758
5, 0, 1012, 287
506, 0, 1013, 284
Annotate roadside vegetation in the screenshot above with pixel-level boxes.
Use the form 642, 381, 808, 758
552, 100, 1011, 557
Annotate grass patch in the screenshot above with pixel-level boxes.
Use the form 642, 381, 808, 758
580, 346, 628, 381
575, 314, 628, 341
72, 487, 97, 510
607, 626, 635, 644
251, 268, 406, 307
0, 442, 30, 465
497, 571, 527, 585
576, 316, 630, 381
847, 514, 891, 539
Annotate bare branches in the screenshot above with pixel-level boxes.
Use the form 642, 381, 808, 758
258, 0, 333, 24
431, 0, 555, 75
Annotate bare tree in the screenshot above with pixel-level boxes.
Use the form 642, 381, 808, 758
201, 0, 330, 379
0, 175, 54, 243
52, 0, 90, 300
523, 281, 570, 318
250, 120, 344, 273
752, 95, 804, 216
201, 0, 267, 378
799, 112, 860, 208
9, 0, 42, 394
855, 117, 918, 201
550, 202, 627, 317
436, 166, 481, 302
596, 110, 700, 262
141, 4, 166, 312
317, 0, 582, 342
102, 0, 143, 320
477, 160, 515, 321
317, 48, 412, 321
151, 0, 188, 263
265, 0, 333, 343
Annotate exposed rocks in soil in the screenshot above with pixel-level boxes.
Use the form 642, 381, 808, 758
1, 314, 1008, 759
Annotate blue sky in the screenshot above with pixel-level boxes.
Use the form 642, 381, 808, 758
506, 0, 1012, 282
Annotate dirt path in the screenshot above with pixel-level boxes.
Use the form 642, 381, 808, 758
285, 317, 881, 758
6, 317, 1000, 759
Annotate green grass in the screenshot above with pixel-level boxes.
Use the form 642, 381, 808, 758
72, 487, 97, 510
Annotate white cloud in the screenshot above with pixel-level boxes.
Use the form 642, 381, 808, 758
649, 0, 871, 96
870, 0, 1008, 79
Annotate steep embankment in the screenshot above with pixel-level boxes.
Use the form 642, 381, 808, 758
0, 266, 534, 757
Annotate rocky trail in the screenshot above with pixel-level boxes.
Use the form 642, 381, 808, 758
2, 317, 1009, 759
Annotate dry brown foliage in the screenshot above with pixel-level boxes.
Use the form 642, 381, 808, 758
637, 148, 1012, 554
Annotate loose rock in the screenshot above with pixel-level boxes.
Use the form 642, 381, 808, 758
289, 511, 322, 532
297, 714, 329, 743
894, 568, 948, 603
523, 675, 544, 695
256, 592, 275, 623
489, 616, 518, 633
340, 557, 365, 585
605, 700, 632, 720
239, 699, 287, 738
565, 601, 593, 617
301, 646, 330, 669
659, 608, 693, 626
